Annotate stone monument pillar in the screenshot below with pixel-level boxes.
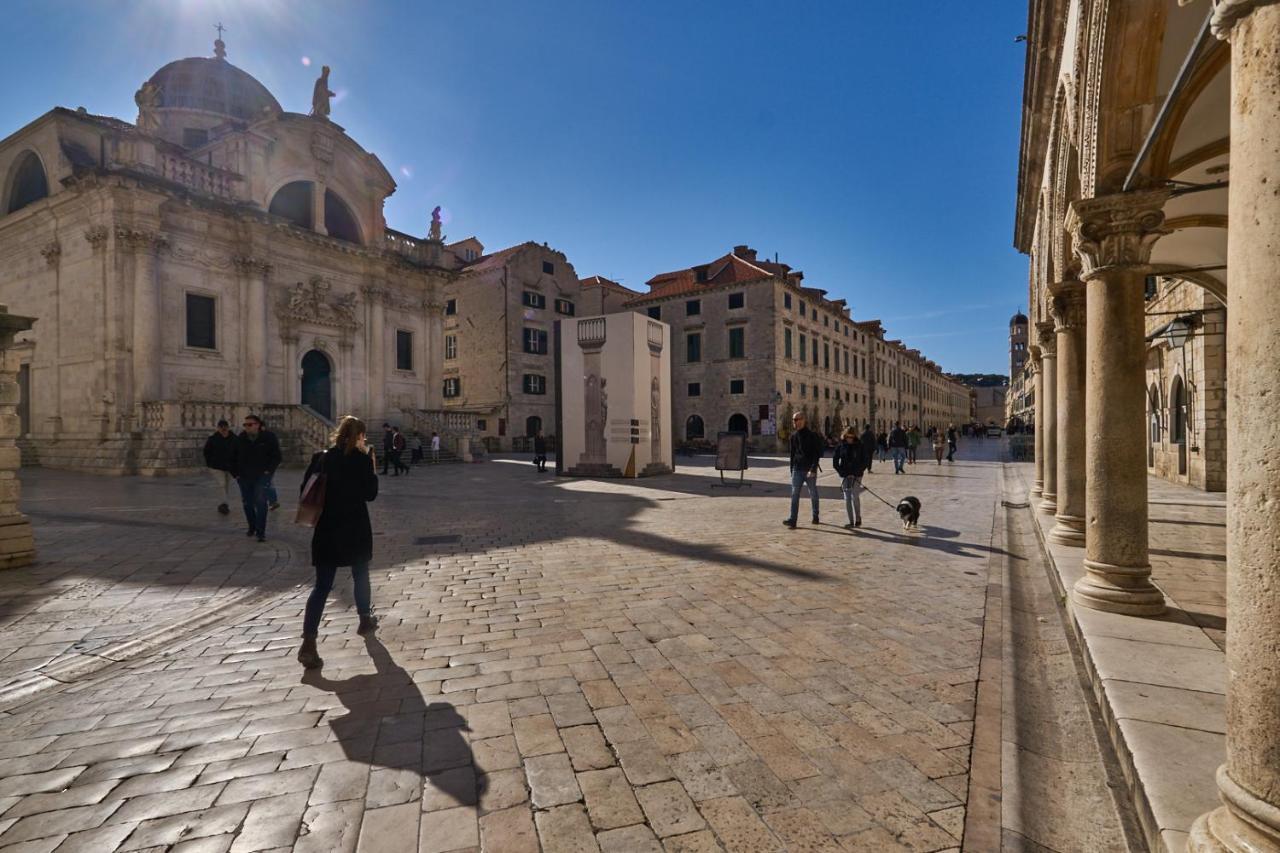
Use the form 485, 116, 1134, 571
1067, 189, 1169, 616
1030, 346, 1044, 498
1190, 3, 1280, 849
1037, 322, 1058, 514
1050, 280, 1087, 546
0, 306, 36, 569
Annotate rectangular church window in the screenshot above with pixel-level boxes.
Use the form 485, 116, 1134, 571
396, 330, 413, 371
186, 294, 216, 350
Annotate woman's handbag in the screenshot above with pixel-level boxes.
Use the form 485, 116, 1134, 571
295, 459, 327, 527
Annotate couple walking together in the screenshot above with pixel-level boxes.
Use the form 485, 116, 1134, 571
783, 412, 869, 530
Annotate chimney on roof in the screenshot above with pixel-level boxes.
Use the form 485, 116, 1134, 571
732, 245, 757, 262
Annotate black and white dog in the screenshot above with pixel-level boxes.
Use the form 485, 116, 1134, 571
896, 496, 922, 531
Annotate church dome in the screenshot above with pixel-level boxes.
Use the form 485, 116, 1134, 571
145, 56, 281, 122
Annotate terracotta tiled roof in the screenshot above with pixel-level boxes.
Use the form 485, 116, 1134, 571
461, 241, 540, 273
639, 253, 779, 301
579, 275, 641, 297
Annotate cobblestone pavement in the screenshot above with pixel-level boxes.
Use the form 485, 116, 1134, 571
0, 440, 1013, 852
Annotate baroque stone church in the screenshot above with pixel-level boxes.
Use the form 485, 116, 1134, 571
0, 37, 577, 471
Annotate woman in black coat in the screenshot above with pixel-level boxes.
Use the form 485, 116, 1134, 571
297, 415, 379, 670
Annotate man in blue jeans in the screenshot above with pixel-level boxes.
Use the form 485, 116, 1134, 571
231, 414, 282, 542
888, 421, 909, 474
783, 412, 825, 528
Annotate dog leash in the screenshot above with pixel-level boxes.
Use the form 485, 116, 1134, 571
860, 482, 897, 510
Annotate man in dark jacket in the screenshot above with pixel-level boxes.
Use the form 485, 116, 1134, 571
784, 412, 825, 528
232, 414, 282, 542
833, 426, 869, 528
533, 431, 548, 472
390, 426, 409, 476
888, 422, 909, 474
946, 424, 958, 463
859, 425, 877, 474
203, 419, 236, 515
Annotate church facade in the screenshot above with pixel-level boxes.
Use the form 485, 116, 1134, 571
0, 39, 565, 471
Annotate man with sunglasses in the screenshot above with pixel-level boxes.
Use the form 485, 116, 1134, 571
231, 414, 282, 542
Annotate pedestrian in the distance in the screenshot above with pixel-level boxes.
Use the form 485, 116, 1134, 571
380, 423, 394, 475
203, 419, 236, 515
888, 422, 909, 474
860, 424, 877, 474
946, 424, 958, 463
783, 412, 824, 528
832, 427, 868, 529
232, 414, 282, 542
876, 430, 889, 462
431, 431, 441, 464
297, 415, 380, 670
907, 425, 921, 465
533, 431, 548, 472
390, 426, 409, 476
933, 431, 947, 464
410, 432, 424, 465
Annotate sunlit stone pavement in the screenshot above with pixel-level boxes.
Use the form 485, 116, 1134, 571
0, 441, 1010, 852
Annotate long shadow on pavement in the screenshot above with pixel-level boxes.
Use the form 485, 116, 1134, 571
302, 635, 486, 807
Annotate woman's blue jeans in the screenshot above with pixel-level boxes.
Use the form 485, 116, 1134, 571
303, 562, 372, 637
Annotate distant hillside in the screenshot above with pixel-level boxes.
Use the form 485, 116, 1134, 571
952, 373, 1008, 387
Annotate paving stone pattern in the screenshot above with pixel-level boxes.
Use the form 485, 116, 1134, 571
0, 442, 1009, 851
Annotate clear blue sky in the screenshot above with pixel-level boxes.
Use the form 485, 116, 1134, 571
2, 0, 1030, 374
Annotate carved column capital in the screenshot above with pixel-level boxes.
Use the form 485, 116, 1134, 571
41, 241, 61, 267
1035, 321, 1057, 357
1211, 0, 1280, 38
232, 255, 272, 278
1050, 281, 1087, 332
114, 227, 169, 254
84, 226, 109, 251
1067, 190, 1171, 281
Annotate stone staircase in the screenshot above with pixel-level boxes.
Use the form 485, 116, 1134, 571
18, 402, 333, 475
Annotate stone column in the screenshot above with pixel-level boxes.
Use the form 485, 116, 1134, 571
122, 229, 167, 405
424, 298, 444, 409
0, 306, 36, 569
40, 241, 62, 436
364, 286, 386, 419
1030, 347, 1044, 498
1037, 322, 1058, 514
1190, 3, 1280, 849
235, 257, 270, 404
1066, 189, 1170, 617
282, 325, 299, 405
1050, 280, 1087, 546
312, 181, 327, 236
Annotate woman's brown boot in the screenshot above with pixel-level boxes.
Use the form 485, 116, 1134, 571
357, 612, 379, 635
297, 637, 323, 669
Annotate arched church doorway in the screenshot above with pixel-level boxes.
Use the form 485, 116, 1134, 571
526, 416, 542, 437
301, 349, 333, 420
1148, 383, 1161, 469
727, 413, 749, 434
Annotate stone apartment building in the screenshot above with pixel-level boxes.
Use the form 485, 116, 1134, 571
857, 320, 970, 434
442, 242, 582, 450
599, 246, 872, 451
578, 275, 639, 316
596, 245, 964, 452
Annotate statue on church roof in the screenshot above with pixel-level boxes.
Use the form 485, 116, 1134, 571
134, 81, 162, 135
428, 206, 443, 241
311, 66, 334, 120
